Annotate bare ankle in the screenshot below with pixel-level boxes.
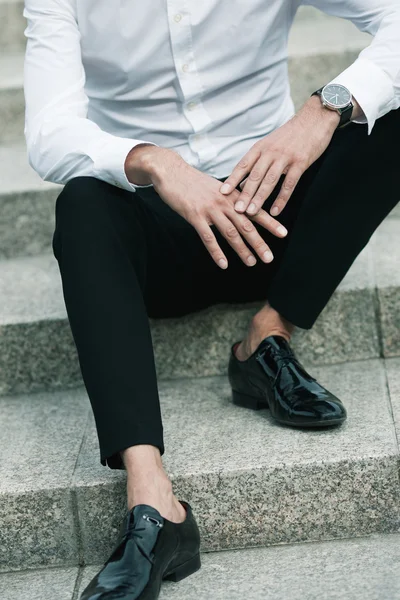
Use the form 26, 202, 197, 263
235, 304, 294, 360
122, 445, 186, 523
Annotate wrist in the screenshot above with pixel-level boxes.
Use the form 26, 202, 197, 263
125, 143, 162, 186
300, 95, 341, 132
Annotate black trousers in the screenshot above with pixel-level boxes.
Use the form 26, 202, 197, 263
52, 109, 399, 469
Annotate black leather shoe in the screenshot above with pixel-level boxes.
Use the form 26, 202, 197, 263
80, 502, 201, 600
228, 335, 347, 427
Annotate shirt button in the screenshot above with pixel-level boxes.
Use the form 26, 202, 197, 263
182, 63, 190, 73
187, 101, 197, 111
114, 181, 122, 188
174, 13, 182, 22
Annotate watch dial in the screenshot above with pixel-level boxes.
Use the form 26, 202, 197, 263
322, 84, 351, 108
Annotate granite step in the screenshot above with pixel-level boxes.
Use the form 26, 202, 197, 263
0, 8, 371, 143
1, 219, 400, 396
0, 0, 25, 52
2, 532, 400, 600
0, 143, 59, 259
0, 357, 399, 572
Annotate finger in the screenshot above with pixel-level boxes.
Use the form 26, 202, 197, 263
239, 177, 248, 190
270, 167, 303, 216
230, 211, 275, 263
234, 157, 273, 213
212, 213, 258, 267
219, 148, 261, 196
245, 160, 287, 216
251, 208, 288, 238
195, 222, 229, 269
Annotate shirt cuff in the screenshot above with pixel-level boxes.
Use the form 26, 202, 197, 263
91, 136, 158, 192
329, 57, 395, 134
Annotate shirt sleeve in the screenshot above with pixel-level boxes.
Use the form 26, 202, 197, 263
300, 0, 400, 133
23, 0, 157, 192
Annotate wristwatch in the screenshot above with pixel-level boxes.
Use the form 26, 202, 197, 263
312, 84, 353, 128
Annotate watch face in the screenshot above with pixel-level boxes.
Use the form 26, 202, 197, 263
321, 84, 351, 109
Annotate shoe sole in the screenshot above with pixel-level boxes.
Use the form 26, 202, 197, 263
232, 389, 346, 428
163, 553, 201, 583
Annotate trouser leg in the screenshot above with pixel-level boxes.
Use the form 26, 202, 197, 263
52, 176, 236, 469
265, 108, 400, 329
53, 177, 166, 469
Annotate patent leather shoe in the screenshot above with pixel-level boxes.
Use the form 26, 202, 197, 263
228, 335, 347, 427
80, 502, 201, 600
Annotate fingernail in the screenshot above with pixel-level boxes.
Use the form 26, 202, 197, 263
247, 203, 257, 214
263, 250, 274, 263
218, 258, 228, 269
235, 201, 245, 211
247, 255, 257, 266
270, 206, 279, 216
220, 183, 231, 194
277, 225, 287, 236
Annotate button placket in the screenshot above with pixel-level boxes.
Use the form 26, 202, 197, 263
167, 0, 217, 164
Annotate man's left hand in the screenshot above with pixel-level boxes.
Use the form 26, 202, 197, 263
219, 96, 341, 217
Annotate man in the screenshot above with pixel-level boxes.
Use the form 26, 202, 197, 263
23, 0, 399, 598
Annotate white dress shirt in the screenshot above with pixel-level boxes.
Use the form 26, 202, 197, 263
23, 0, 400, 193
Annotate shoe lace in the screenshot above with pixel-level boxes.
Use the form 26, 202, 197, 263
125, 515, 163, 565
258, 348, 312, 389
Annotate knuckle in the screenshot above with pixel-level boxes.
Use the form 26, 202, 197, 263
241, 219, 255, 233
253, 237, 266, 251
249, 169, 262, 181
295, 156, 307, 169
226, 225, 239, 239
238, 159, 248, 169
283, 178, 295, 190
201, 230, 214, 244
265, 171, 278, 184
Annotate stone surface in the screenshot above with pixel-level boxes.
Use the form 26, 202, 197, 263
390, 203, 400, 219
0, 240, 387, 396
374, 220, 400, 357
0, 254, 82, 395
0, 388, 89, 571
79, 533, 400, 600
0, 567, 79, 600
0, 144, 59, 258
73, 359, 400, 564
0, 0, 26, 52
0, 53, 24, 143
386, 357, 400, 441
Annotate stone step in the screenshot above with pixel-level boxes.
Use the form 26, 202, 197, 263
0, 8, 371, 142
2, 532, 400, 600
0, 0, 25, 52
0, 143, 59, 259
0, 357, 399, 572
1, 220, 400, 396
0, 52, 24, 144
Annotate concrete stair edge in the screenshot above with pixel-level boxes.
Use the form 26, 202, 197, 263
2, 532, 400, 600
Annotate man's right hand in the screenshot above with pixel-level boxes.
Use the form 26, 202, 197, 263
125, 145, 288, 269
